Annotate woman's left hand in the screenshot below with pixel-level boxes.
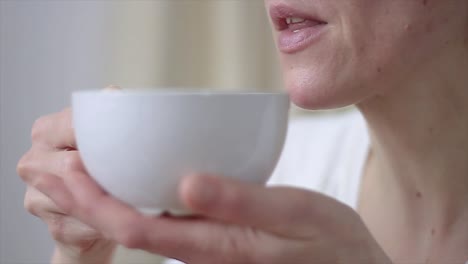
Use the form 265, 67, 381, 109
40, 171, 392, 264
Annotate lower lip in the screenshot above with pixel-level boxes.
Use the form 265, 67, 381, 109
277, 25, 327, 54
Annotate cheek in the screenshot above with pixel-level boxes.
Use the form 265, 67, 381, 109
278, 0, 462, 110
277, 17, 388, 110
340, 1, 464, 96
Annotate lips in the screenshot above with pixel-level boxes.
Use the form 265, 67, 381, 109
270, 4, 328, 54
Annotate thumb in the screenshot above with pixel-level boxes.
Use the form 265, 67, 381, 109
179, 174, 351, 238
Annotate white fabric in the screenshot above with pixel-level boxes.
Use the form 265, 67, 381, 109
164, 109, 370, 264
267, 109, 370, 209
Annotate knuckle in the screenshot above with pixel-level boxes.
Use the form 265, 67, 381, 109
51, 192, 74, 216
116, 218, 146, 249
117, 229, 145, 249
31, 116, 50, 142
31, 174, 49, 190
57, 198, 74, 216
23, 193, 39, 216
75, 240, 99, 254
17, 151, 53, 190
61, 153, 83, 174
16, 151, 33, 180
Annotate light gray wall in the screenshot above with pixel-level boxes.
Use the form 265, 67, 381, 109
0, 1, 290, 263
0, 1, 109, 263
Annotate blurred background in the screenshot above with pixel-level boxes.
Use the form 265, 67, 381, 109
0, 0, 300, 263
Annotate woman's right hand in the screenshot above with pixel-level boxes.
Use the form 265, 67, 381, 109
17, 107, 116, 264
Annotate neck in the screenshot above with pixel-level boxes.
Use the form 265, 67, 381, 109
357, 53, 468, 225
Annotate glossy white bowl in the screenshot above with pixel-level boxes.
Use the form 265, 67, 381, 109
72, 89, 290, 215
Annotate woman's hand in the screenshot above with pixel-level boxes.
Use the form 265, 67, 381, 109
17, 108, 116, 264
28, 153, 392, 264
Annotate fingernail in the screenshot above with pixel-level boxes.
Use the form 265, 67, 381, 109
104, 85, 121, 91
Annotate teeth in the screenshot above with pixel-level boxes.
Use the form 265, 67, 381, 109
286, 17, 306, 25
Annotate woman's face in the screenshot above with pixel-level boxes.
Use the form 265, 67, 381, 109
265, 0, 468, 109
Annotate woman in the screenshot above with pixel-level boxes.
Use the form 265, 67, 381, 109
17, 0, 468, 263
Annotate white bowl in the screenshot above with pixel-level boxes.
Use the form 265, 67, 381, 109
72, 89, 290, 215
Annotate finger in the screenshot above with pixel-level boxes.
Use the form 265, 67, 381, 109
18, 150, 85, 182
142, 217, 264, 263
179, 174, 347, 238
62, 170, 146, 241
60, 170, 250, 262
30, 86, 120, 150
104, 85, 121, 90
24, 186, 65, 217
30, 172, 75, 214
31, 108, 75, 151
24, 187, 101, 247
47, 214, 102, 247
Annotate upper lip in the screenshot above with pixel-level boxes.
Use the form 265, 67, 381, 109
269, 4, 327, 31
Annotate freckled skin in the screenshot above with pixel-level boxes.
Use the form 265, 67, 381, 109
268, 0, 467, 110
265, 0, 468, 263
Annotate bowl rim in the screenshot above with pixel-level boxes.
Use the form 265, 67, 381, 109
72, 88, 289, 97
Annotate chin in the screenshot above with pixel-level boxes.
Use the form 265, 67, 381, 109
287, 85, 332, 110
284, 71, 345, 110
284, 69, 371, 110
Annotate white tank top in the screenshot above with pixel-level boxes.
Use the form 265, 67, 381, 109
267, 108, 369, 209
